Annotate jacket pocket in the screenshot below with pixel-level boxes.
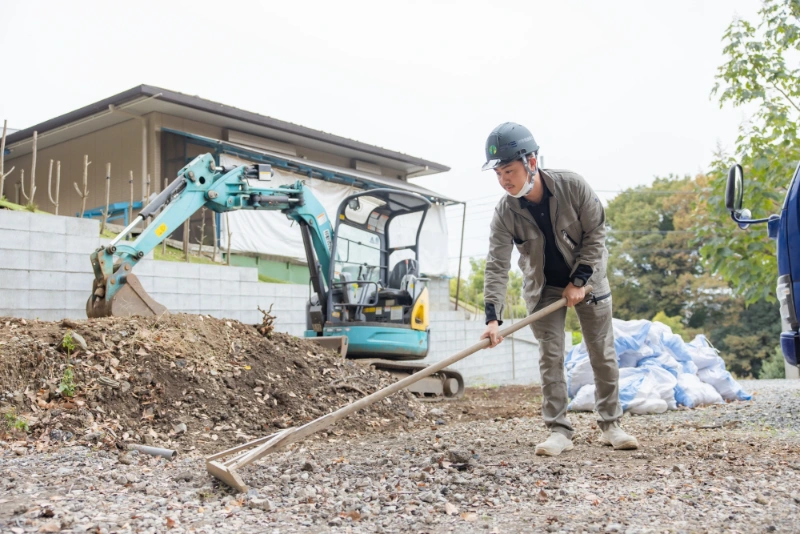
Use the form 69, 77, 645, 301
514, 236, 538, 256
560, 220, 582, 249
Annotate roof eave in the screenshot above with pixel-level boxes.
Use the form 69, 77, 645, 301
5, 84, 450, 174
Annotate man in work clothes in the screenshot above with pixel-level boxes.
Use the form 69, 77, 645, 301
479, 122, 638, 456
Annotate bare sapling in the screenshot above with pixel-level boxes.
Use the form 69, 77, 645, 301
47, 160, 62, 215
225, 213, 232, 266
195, 207, 207, 257
28, 131, 37, 206
0, 119, 15, 200
74, 155, 91, 218
100, 164, 111, 234
20, 133, 39, 209
143, 174, 151, 228
212, 212, 219, 261
183, 220, 190, 262
128, 170, 134, 239
161, 178, 168, 256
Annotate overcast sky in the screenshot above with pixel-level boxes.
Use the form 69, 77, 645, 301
0, 0, 761, 275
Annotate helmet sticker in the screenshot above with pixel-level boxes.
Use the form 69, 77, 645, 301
489, 145, 497, 155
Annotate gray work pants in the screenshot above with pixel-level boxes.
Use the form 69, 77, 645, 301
530, 285, 622, 439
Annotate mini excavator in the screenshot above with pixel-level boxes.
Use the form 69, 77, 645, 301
86, 153, 463, 399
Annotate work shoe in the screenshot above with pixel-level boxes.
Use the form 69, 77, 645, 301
534, 432, 574, 456
600, 423, 639, 450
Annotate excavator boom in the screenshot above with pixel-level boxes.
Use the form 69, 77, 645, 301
87, 153, 333, 318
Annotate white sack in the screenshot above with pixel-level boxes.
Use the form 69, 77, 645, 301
674, 373, 724, 408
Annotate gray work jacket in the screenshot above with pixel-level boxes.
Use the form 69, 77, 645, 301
484, 169, 610, 318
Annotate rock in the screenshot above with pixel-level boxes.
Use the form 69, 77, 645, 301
118, 452, 138, 465
248, 498, 273, 511
405, 409, 416, 419
448, 449, 471, 463
301, 461, 315, 472
116, 475, 129, 485
172, 422, 188, 435
419, 491, 436, 503
70, 332, 88, 351
328, 517, 343, 526
685, 442, 695, 451
173, 471, 194, 483
83, 432, 104, 442
429, 408, 445, 417
756, 494, 769, 505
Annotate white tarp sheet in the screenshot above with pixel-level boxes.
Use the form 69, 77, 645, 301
218, 154, 450, 275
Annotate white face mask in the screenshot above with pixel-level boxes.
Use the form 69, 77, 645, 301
505, 157, 536, 198
508, 176, 534, 198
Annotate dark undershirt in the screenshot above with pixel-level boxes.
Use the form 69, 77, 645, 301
485, 183, 593, 325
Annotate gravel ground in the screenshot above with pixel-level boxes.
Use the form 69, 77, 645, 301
2, 379, 800, 533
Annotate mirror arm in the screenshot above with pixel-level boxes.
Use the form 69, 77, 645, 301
730, 211, 772, 225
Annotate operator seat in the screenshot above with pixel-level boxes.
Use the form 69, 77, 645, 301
378, 259, 419, 306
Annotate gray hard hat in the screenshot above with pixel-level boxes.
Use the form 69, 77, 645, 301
482, 122, 539, 171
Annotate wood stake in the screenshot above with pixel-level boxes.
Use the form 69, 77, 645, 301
162, 177, 168, 256
225, 213, 232, 266
196, 208, 207, 257
74, 155, 91, 218
128, 170, 134, 237
143, 174, 151, 229
0, 119, 14, 200
100, 163, 111, 234
212, 212, 219, 261
183, 220, 190, 262
28, 131, 37, 205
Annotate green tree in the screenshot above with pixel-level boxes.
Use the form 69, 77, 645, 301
604, 174, 779, 377
760, 346, 787, 379
697, 0, 800, 304
606, 176, 729, 327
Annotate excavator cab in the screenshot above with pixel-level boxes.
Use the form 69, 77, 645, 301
305, 189, 432, 360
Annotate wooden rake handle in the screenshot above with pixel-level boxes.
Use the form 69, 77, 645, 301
221, 285, 592, 473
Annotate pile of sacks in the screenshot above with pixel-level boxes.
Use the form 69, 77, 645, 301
567, 319, 752, 414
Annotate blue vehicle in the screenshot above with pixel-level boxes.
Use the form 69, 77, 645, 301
86, 153, 464, 398
725, 163, 800, 368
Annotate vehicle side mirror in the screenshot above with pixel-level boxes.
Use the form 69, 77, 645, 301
725, 164, 744, 213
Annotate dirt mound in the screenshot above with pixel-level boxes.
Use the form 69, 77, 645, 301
0, 313, 427, 454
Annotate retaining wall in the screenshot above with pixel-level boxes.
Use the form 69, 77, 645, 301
0, 210, 546, 385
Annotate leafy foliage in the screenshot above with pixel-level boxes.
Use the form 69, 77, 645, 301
61, 330, 76, 355
58, 367, 76, 398
607, 174, 780, 377
697, 0, 800, 304
606, 175, 729, 332
4, 410, 29, 433
760, 346, 787, 378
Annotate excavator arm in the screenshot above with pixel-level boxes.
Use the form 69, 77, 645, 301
87, 153, 334, 318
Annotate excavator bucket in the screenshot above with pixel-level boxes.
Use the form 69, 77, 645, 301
86, 274, 168, 318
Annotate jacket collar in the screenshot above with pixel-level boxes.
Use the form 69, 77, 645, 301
505, 169, 558, 220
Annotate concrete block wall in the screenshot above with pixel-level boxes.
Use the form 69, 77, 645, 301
0, 211, 101, 321
0, 210, 310, 336
0, 210, 550, 385
427, 277, 451, 312
422, 310, 556, 386
134, 260, 310, 336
